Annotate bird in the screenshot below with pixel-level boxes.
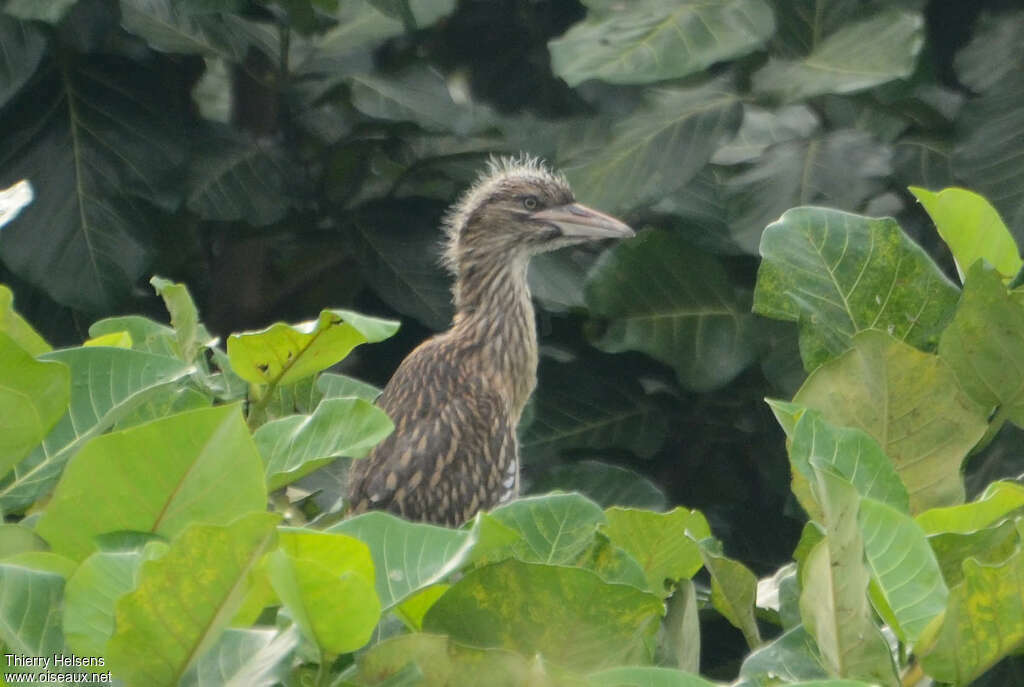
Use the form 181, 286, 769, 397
346, 155, 634, 526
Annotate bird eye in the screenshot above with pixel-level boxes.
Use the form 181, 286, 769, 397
522, 196, 538, 210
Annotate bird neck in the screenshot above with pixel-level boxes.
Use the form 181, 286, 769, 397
451, 254, 538, 420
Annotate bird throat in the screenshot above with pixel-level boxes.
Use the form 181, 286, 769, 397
451, 255, 538, 422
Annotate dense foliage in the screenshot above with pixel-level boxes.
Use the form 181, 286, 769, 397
2, 0, 1024, 685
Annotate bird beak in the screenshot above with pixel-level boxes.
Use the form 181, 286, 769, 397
531, 203, 634, 240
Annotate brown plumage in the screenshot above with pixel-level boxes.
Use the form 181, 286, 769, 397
346, 155, 633, 525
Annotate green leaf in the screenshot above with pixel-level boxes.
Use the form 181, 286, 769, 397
0, 347, 191, 512
88, 315, 178, 358
329, 510, 476, 609
0, 331, 69, 476
753, 9, 924, 102
106, 513, 279, 687
603, 507, 710, 597
2, 0, 77, 23
0, 564, 64, 676
0, 523, 46, 558
587, 666, 717, 687
394, 584, 448, 631
917, 481, 1024, 534
317, 372, 381, 402
585, 230, 756, 392
353, 633, 567, 686
180, 626, 299, 687
0, 284, 49, 356
739, 625, 828, 683
910, 187, 1022, 282
939, 261, 1024, 426
267, 529, 380, 655
952, 12, 1024, 237
227, 308, 398, 386
725, 130, 891, 254
36, 404, 266, 561
754, 207, 960, 371
548, 0, 774, 87
423, 559, 663, 672
919, 537, 1024, 684
788, 408, 910, 521
63, 542, 167, 656
484, 493, 606, 565
185, 124, 293, 226
349, 200, 454, 331
561, 79, 741, 214
350, 65, 495, 135
712, 104, 820, 165
150, 276, 207, 364
799, 467, 898, 686
657, 579, 700, 672
0, 14, 46, 112
927, 520, 1021, 588
794, 331, 988, 513
0, 57, 186, 311
857, 497, 947, 644
254, 397, 393, 490
699, 540, 762, 648
528, 461, 667, 511
522, 360, 668, 460
120, 0, 277, 61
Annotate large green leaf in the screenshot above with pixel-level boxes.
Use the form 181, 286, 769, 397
917, 481, 1024, 535
0, 331, 68, 476
794, 331, 988, 513
753, 9, 923, 102
0, 56, 185, 311
0, 284, 49, 356
3, 0, 78, 23
560, 79, 742, 214
788, 408, 910, 521
254, 397, 393, 490
910, 187, 1022, 282
0, 15, 46, 109
180, 627, 299, 687
185, 124, 293, 226
349, 200, 454, 331
0, 564, 64, 677
266, 529, 380, 655
63, 542, 167, 656
106, 513, 279, 687
587, 666, 717, 687
919, 534, 1024, 685
699, 540, 762, 649
350, 65, 495, 136
227, 309, 398, 386
754, 207, 960, 371
857, 497, 947, 644
423, 559, 663, 672
712, 104, 820, 166
602, 507, 710, 597
0, 347, 191, 512
952, 11, 1024, 238
329, 511, 476, 609
353, 632, 578, 686
485, 492, 606, 566
799, 467, 898, 686
739, 625, 828, 683
528, 461, 667, 511
120, 0, 277, 61
522, 360, 668, 461
548, 0, 774, 86
585, 230, 756, 392
36, 404, 266, 561
725, 131, 892, 254
939, 261, 1024, 426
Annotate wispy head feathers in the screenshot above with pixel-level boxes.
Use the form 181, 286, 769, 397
441, 153, 568, 271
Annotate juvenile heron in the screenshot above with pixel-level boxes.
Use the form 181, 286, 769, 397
346, 155, 633, 525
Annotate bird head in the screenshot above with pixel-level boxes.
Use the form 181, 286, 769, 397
442, 155, 634, 273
